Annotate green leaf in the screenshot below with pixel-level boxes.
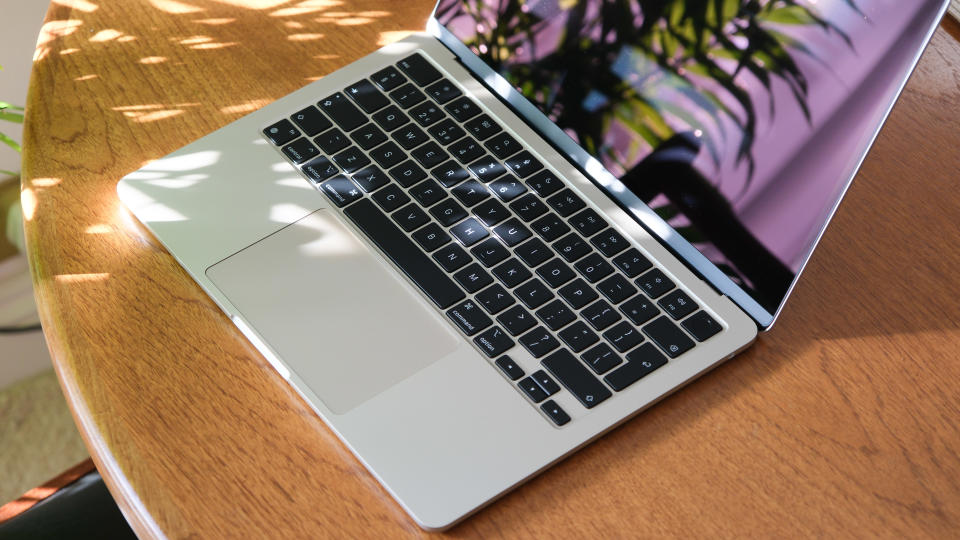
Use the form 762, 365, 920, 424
757, 5, 816, 26
0, 102, 24, 111
0, 132, 21, 153
0, 111, 24, 124
0, 169, 17, 176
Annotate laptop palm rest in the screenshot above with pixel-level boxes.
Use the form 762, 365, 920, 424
205, 209, 460, 414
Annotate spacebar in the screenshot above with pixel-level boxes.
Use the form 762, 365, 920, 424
344, 199, 465, 309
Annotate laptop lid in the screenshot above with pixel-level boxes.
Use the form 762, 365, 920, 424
427, 0, 950, 328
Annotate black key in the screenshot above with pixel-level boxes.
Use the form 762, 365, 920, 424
519, 327, 560, 358
372, 105, 409, 132
301, 156, 339, 182
658, 290, 698, 320
425, 78, 462, 104
531, 370, 561, 396
535, 299, 576, 331
620, 294, 660, 326
596, 274, 637, 304
526, 169, 563, 197
574, 253, 614, 283
540, 400, 571, 426
397, 53, 442, 86
541, 349, 611, 408
451, 180, 489, 207
392, 203, 430, 232
493, 218, 532, 247
488, 175, 527, 202
389, 159, 427, 187
264, 119, 300, 145
514, 238, 552, 268
643, 316, 695, 358
450, 217, 489, 247
344, 199, 464, 309
558, 278, 598, 309
569, 208, 606, 237
393, 124, 429, 150
371, 183, 409, 212
432, 160, 470, 187
581, 300, 621, 331
602, 321, 644, 353
410, 101, 446, 127
504, 150, 543, 178
351, 165, 389, 193
333, 146, 370, 173
495, 355, 524, 380
315, 128, 350, 154
473, 199, 510, 227
484, 132, 521, 159
510, 193, 549, 222
447, 299, 492, 336
319, 92, 366, 132
428, 119, 466, 145
345, 79, 390, 113
445, 96, 482, 122
558, 321, 599, 353
681, 311, 722, 342
465, 114, 502, 140
350, 123, 387, 150
474, 326, 515, 358
635, 268, 675, 298
546, 189, 585, 217
390, 83, 427, 109
518, 376, 548, 403
515, 278, 554, 309
453, 263, 493, 293
433, 243, 471, 272
409, 179, 445, 207
592, 228, 629, 257
475, 283, 515, 314
492, 258, 532, 288
319, 175, 362, 207
531, 213, 570, 242
497, 305, 537, 336
537, 258, 576, 288
430, 198, 468, 226
411, 142, 448, 169
449, 137, 485, 164
411, 223, 450, 252
554, 233, 592, 262
605, 343, 668, 391
582, 344, 621, 375
470, 237, 509, 267
282, 138, 320, 164
468, 156, 507, 183
371, 65, 405, 91
612, 248, 652, 278
290, 106, 332, 137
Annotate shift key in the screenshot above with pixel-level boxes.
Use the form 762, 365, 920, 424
542, 349, 611, 409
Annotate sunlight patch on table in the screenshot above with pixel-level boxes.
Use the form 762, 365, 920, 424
51, 0, 99, 12
149, 0, 204, 14
55, 273, 110, 283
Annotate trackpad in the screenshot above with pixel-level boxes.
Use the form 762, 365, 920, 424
206, 209, 459, 414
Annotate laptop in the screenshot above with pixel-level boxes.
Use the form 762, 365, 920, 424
116, 0, 950, 529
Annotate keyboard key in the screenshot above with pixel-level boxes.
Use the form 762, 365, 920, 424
535, 299, 576, 331
319, 175, 362, 207
470, 237, 509, 267
495, 355, 524, 380
515, 278, 554, 309
390, 83, 427, 109
432, 160, 470, 187
290, 106, 332, 137
450, 217, 489, 247
333, 146, 370, 173
389, 159, 427, 187
473, 199, 510, 227
484, 132, 520, 159
350, 123, 387, 150
510, 193, 548, 222
282, 138, 320, 164
574, 253, 614, 283
451, 179, 490, 207
264, 119, 300, 145
368, 141, 405, 169
504, 150, 543, 178
345, 79, 389, 113
635, 268, 674, 298
519, 327, 560, 358
397, 53, 442, 86
620, 294, 660, 325
315, 128, 349, 154
531, 370, 561, 396
554, 233, 592, 262
468, 156, 507, 183
612, 248, 652, 277
493, 218, 532, 247
592, 228, 629, 257
319, 92, 366, 132
602, 321, 644, 353
537, 258, 576, 288
392, 203, 429, 232
301, 156, 339, 182
428, 119, 466, 145
411, 222, 450, 252
371, 65, 405, 91
409, 179, 445, 207
447, 299, 492, 336
546, 189, 585, 217
514, 238, 552, 267
541, 349, 611, 408
488, 175, 527, 202
605, 343, 668, 391
393, 124, 429, 150
540, 400, 571, 426
582, 344, 621, 375
643, 316, 695, 358
344, 199, 464, 309
449, 137, 484, 163
531, 213, 570, 242
474, 326, 515, 358
658, 289, 698, 320
430, 198, 468, 226
372, 105, 409, 131
492, 258, 532, 288
445, 96, 482, 121
465, 114, 501, 140
518, 376, 548, 403
497, 305, 537, 336
596, 274, 637, 304
433, 243, 471, 272
371, 183, 409, 212
453, 263, 493, 293
425, 78, 462, 104
558, 278, 598, 309
351, 165, 389, 193
569, 208, 606, 237
476, 283, 515, 314
526, 169, 563, 197
558, 321, 599, 352
411, 142, 448, 169
581, 300, 621, 331
681, 311, 722, 342
410, 101, 446, 127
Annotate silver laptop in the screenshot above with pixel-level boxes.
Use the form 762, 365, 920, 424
117, 0, 949, 529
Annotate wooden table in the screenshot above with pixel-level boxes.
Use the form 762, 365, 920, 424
23, 1, 960, 537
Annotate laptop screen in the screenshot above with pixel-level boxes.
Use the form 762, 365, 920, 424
433, 0, 945, 322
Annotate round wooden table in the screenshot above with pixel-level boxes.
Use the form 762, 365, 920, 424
23, 1, 960, 537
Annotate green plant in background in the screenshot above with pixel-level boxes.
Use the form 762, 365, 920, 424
0, 64, 25, 176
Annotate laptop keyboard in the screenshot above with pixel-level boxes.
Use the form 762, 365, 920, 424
262, 52, 723, 427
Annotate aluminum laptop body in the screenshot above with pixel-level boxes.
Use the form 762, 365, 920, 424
116, 0, 950, 529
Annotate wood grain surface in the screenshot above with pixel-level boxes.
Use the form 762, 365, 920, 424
22, 1, 960, 538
